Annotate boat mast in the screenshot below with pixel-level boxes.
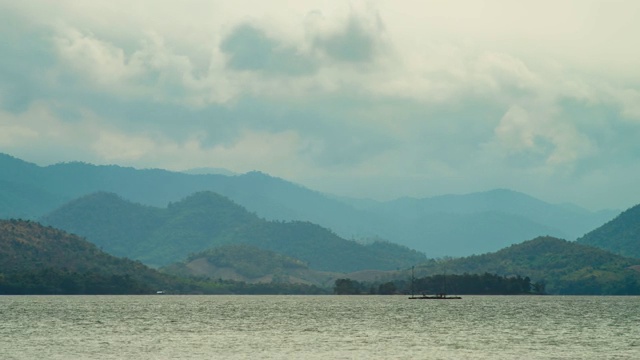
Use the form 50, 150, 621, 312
443, 269, 447, 295
411, 266, 415, 297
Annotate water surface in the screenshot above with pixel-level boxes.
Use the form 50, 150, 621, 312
1, 295, 638, 359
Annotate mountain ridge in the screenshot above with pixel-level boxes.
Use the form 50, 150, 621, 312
41, 191, 426, 272
577, 204, 640, 259
1, 153, 620, 257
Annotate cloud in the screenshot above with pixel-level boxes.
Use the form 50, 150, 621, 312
221, 23, 317, 76
0, 101, 102, 163
311, 13, 382, 63
0, 123, 38, 146
488, 104, 594, 169
92, 131, 158, 162
2, 0, 640, 210
52, 25, 237, 106
610, 88, 640, 121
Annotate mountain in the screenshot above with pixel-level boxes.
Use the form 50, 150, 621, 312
369, 210, 562, 257
181, 167, 237, 176
0, 155, 63, 219
162, 244, 339, 287
411, 236, 640, 294
0, 153, 384, 241
41, 191, 427, 272
0, 153, 619, 257
576, 204, 640, 258
0, 219, 327, 295
0, 219, 177, 294
352, 189, 618, 255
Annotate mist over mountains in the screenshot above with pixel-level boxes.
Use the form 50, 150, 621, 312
0, 153, 618, 257
3, 152, 640, 295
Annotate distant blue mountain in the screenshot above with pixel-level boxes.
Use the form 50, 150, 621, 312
0, 153, 620, 257
349, 189, 618, 256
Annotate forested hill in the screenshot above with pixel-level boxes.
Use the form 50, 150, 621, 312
41, 191, 426, 272
0, 219, 176, 294
162, 244, 338, 287
576, 203, 640, 259
415, 236, 640, 295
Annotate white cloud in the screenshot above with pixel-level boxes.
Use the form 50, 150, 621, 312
610, 88, 640, 121
52, 25, 238, 106
2, 0, 640, 210
0, 123, 38, 146
488, 103, 594, 169
54, 26, 144, 86
92, 131, 158, 162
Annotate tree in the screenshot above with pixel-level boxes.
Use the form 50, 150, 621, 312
378, 281, 396, 295
334, 278, 361, 295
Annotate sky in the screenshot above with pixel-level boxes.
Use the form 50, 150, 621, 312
1, 1, 639, 211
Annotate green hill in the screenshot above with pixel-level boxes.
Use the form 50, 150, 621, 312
412, 236, 640, 294
162, 244, 338, 287
576, 204, 640, 258
41, 191, 427, 272
0, 219, 329, 295
0, 219, 181, 294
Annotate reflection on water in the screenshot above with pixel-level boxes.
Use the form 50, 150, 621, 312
1, 295, 639, 359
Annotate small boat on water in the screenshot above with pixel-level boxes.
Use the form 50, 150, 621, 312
409, 293, 462, 300
408, 266, 461, 300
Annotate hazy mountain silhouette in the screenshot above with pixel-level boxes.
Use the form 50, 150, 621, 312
1, 153, 619, 257
41, 191, 426, 272
350, 189, 618, 256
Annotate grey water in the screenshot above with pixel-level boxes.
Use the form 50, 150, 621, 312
1, 295, 639, 359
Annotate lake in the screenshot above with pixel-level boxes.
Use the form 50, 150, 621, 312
1, 295, 638, 359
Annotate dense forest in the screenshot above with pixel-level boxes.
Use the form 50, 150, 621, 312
333, 273, 543, 295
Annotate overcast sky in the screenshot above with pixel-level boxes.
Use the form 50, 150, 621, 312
1, 1, 639, 210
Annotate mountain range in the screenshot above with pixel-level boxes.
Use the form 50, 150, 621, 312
40, 191, 426, 272
0, 153, 619, 257
4, 217, 639, 295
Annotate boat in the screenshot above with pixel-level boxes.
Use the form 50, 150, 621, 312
408, 266, 461, 300
408, 293, 462, 300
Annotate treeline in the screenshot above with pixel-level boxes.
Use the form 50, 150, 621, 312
334, 273, 545, 295
214, 279, 328, 295
0, 268, 330, 295
0, 268, 152, 295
